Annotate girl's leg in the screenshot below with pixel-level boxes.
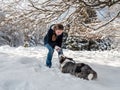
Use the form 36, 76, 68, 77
45, 44, 54, 68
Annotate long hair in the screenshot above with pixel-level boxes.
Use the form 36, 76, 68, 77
52, 24, 64, 41
53, 24, 64, 31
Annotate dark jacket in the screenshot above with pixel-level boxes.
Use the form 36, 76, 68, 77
44, 25, 63, 48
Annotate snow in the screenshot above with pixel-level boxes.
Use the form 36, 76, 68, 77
0, 45, 120, 90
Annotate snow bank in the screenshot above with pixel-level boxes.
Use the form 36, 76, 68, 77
0, 45, 120, 90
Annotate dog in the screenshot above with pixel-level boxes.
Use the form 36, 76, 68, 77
59, 55, 97, 80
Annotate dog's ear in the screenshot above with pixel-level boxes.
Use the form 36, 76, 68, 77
59, 55, 66, 64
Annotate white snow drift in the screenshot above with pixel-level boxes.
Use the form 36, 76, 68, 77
0, 45, 120, 90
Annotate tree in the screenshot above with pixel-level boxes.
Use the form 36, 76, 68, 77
0, 0, 120, 46
0, 10, 5, 24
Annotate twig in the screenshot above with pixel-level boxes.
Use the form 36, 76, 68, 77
81, 11, 120, 30
95, 11, 120, 30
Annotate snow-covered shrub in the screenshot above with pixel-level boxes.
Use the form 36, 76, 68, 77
0, 25, 24, 47
24, 34, 37, 47
62, 36, 112, 51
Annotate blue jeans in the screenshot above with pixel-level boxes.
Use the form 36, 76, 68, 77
45, 44, 63, 68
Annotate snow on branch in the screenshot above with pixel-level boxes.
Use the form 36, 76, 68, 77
0, 0, 120, 40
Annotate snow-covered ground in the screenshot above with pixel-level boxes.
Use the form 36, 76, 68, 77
0, 45, 120, 90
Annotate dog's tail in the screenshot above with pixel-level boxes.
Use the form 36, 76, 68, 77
88, 73, 94, 80
88, 71, 97, 80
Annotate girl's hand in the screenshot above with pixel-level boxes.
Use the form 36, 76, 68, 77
55, 46, 61, 52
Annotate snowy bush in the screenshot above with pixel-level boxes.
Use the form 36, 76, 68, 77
62, 36, 112, 51
0, 25, 24, 47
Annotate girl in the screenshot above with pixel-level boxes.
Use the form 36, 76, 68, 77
44, 24, 64, 68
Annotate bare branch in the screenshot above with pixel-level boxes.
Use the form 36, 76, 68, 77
82, 11, 120, 30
